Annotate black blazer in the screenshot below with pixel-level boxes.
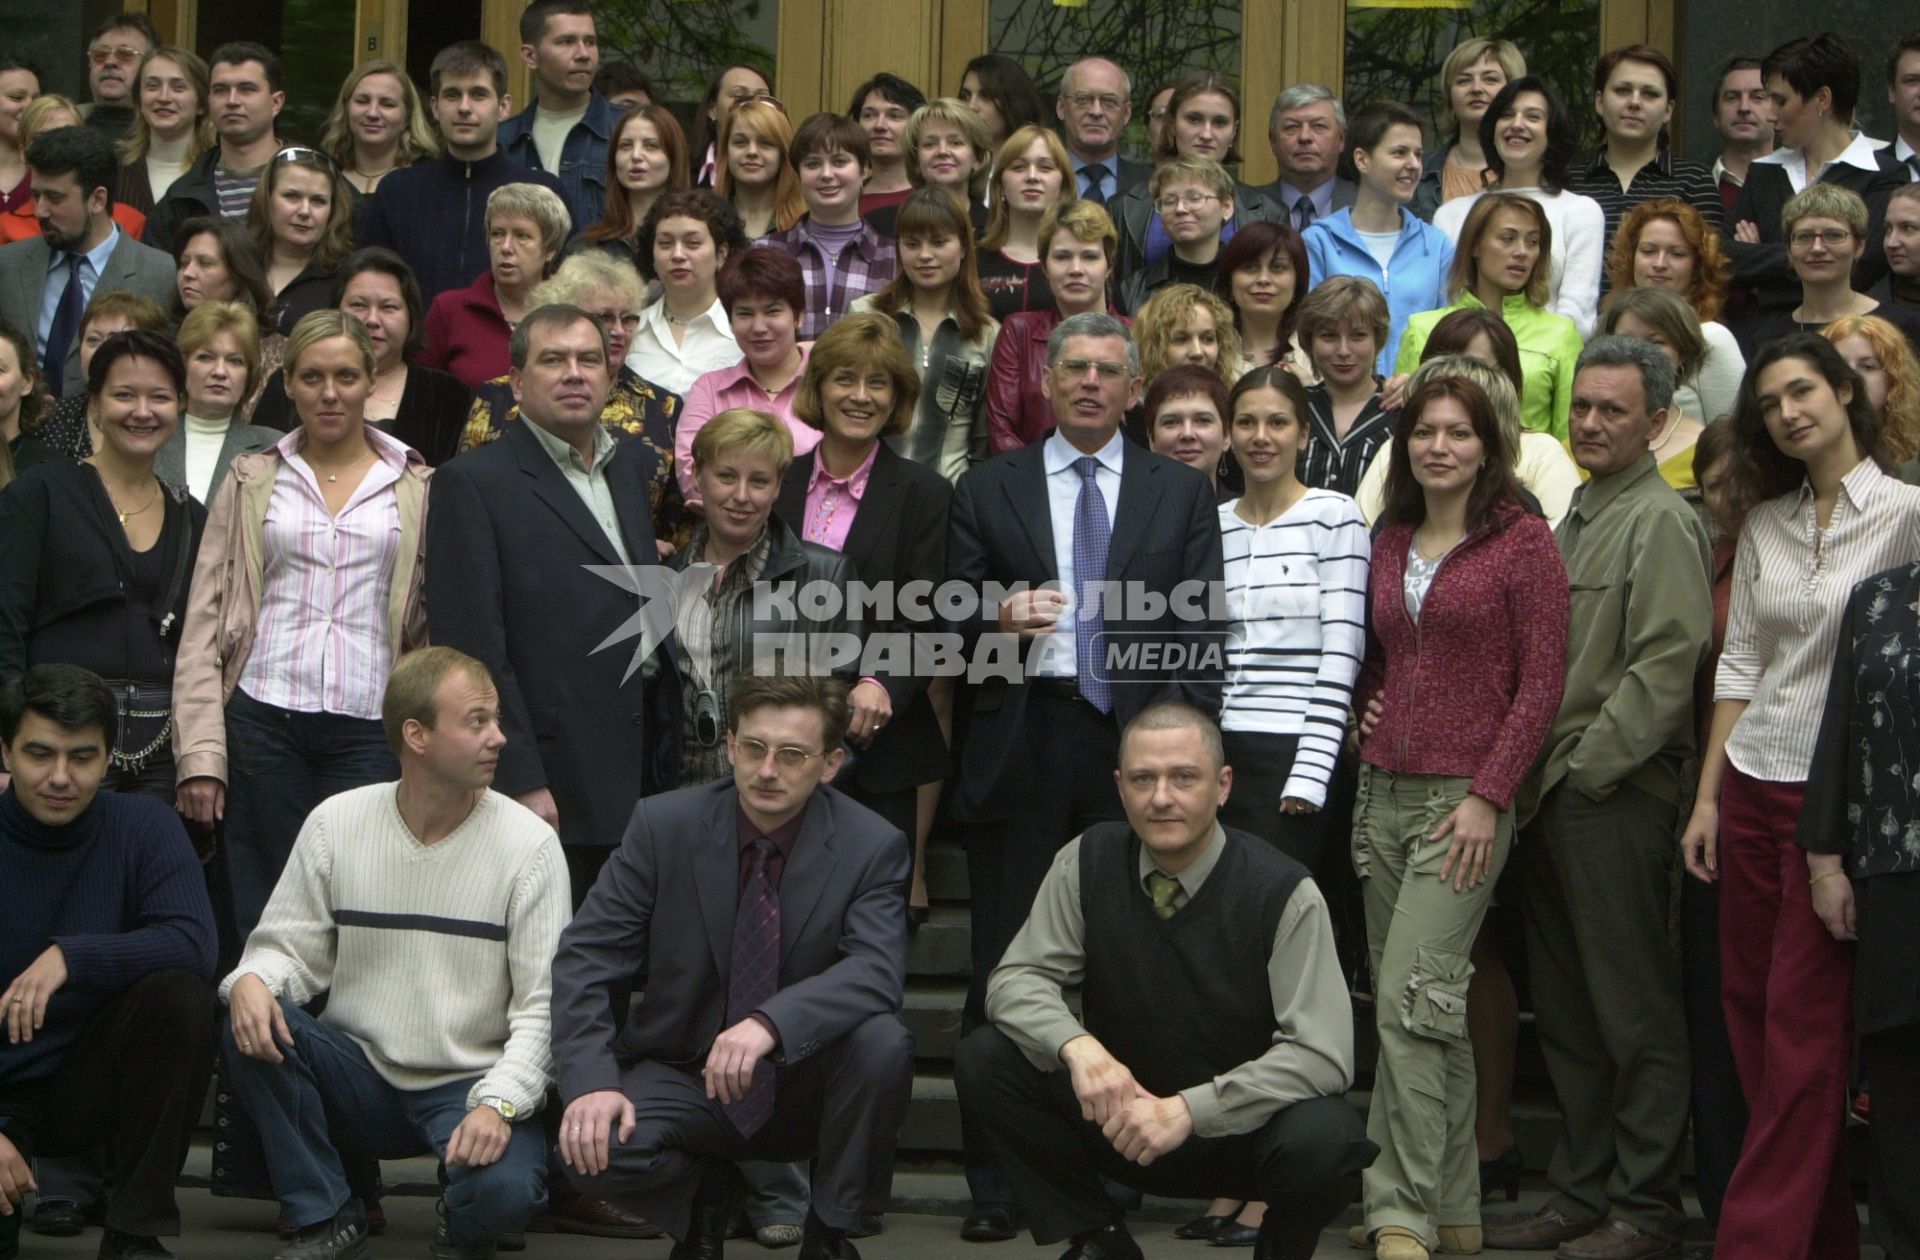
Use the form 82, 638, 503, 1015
1724, 153, 1909, 314
549, 778, 909, 1100
946, 435, 1226, 823
775, 444, 953, 793
251, 365, 473, 466
424, 419, 672, 847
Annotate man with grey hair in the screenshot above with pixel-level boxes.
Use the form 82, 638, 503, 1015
1486, 334, 1710, 1260
1261, 84, 1355, 230
945, 310, 1225, 1240
1056, 57, 1148, 204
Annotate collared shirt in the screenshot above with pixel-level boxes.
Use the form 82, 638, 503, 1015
1300, 386, 1396, 498
238, 426, 410, 719
801, 442, 878, 551
735, 803, 805, 895
674, 347, 822, 506
1036, 428, 1125, 679
626, 296, 741, 397
1711, 155, 1746, 191
1717, 459, 1920, 782
1895, 137, 1920, 180
37, 225, 120, 361
674, 527, 772, 786
1568, 148, 1727, 260
525, 417, 633, 564
761, 219, 898, 341
1070, 151, 1122, 204
1272, 177, 1336, 227
985, 823, 1355, 1138
1752, 130, 1886, 195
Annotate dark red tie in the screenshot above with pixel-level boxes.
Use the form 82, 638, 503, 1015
724, 837, 780, 1137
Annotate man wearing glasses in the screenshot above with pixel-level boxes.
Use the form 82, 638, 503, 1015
550, 672, 912, 1260
1057, 58, 1148, 206
80, 13, 157, 145
1120, 156, 1237, 313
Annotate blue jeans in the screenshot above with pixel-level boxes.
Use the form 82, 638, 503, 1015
223, 1003, 546, 1243
223, 689, 398, 945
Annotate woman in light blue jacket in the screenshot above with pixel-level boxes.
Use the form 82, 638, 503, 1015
1304, 101, 1453, 375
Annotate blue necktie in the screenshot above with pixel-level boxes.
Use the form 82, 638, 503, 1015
1082, 163, 1109, 207
44, 254, 85, 396
1072, 456, 1113, 714
724, 837, 780, 1137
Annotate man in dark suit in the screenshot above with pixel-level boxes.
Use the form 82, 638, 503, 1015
551, 673, 912, 1260
945, 309, 1225, 1239
1057, 58, 1149, 204
0, 127, 174, 397
1258, 85, 1358, 232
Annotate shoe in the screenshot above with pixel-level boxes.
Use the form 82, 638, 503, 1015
1376, 1227, 1430, 1260
1850, 1091, 1870, 1125
845, 1213, 883, 1239
1479, 1148, 1522, 1202
1209, 1220, 1260, 1247
286, 1204, 385, 1241
95, 1228, 175, 1259
797, 1212, 862, 1259
671, 1162, 745, 1260
430, 1216, 497, 1260
272, 1201, 370, 1260
29, 1199, 86, 1237
1060, 1223, 1145, 1260
1175, 1204, 1243, 1240
961, 1204, 1020, 1241
529, 1196, 665, 1239
1349, 1226, 1481, 1254
1553, 1221, 1680, 1260
496, 1233, 525, 1252
756, 1223, 804, 1248
1484, 1206, 1602, 1251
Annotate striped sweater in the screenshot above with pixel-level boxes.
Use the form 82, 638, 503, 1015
221, 783, 569, 1115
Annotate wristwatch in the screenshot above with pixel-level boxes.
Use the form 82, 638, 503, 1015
478, 1096, 517, 1120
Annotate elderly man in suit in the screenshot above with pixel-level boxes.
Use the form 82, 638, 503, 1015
0, 127, 174, 397
1058, 58, 1150, 204
551, 673, 912, 1260
945, 309, 1226, 1239
1260, 85, 1358, 233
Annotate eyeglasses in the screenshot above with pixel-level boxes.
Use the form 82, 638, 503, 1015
1065, 92, 1125, 112
272, 146, 335, 172
89, 46, 143, 67
724, 87, 776, 106
1788, 228, 1853, 249
733, 736, 823, 769
1057, 357, 1129, 381
1155, 190, 1220, 212
592, 311, 642, 331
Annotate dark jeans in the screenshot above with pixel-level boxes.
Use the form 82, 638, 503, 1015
0, 971, 214, 1249
223, 689, 398, 945
222, 1003, 546, 1243
954, 1026, 1375, 1256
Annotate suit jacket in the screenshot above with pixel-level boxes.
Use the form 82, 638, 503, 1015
1724, 153, 1908, 316
424, 418, 672, 847
1255, 176, 1358, 218
155, 418, 279, 504
549, 778, 910, 1101
0, 230, 177, 397
946, 436, 1226, 822
775, 444, 952, 792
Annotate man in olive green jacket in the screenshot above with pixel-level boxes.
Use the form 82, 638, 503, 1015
1488, 337, 1711, 1260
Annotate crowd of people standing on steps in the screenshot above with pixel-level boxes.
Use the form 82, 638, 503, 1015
5, 4, 1920, 1260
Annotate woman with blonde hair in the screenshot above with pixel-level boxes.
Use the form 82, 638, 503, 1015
115, 46, 212, 218
1598, 285, 1712, 488
1133, 282, 1241, 386
319, 60, 439, 197
0, 55, 38, 234
1824, 312, 1920, 466
865, 99, 993, 238
247, 147, 358, 336
715, 97, 802, 241
1413, 37, 1526, 219
160, 299, 277, 502
976, 124, 1075, 320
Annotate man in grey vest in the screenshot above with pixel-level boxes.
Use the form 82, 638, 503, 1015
954, 703, 1374, 1260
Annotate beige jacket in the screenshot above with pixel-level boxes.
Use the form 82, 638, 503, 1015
171, 445, 432, 786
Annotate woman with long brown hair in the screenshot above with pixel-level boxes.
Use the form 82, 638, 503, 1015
571, 105, 691, 266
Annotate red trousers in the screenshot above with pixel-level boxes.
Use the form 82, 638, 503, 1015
1714, 767, 1857, 1260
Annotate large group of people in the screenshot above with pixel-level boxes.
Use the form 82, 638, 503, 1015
5, 6, 1920, 1260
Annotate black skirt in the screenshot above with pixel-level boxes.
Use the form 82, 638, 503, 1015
1856, 871, 1920, 1037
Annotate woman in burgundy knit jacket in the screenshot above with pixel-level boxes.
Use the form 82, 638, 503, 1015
1348, 372, 1569, 1260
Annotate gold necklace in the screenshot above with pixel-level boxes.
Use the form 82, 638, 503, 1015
103, 476, 160, 525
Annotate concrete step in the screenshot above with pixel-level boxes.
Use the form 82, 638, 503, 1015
905, 906, 972, 978
903, 980, 968, 1062
921, 841, 969, 901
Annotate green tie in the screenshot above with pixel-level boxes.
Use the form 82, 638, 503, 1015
1146, 871, 1182, 920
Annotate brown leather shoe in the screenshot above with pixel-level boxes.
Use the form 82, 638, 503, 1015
1483, 1206, 1602, 1251
527, 1196, 665, 1239
1554, 1220, 1681, 1260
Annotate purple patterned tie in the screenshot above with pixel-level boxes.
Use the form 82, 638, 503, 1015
724, 837, 780, 1137
1073, 456, 1113, 714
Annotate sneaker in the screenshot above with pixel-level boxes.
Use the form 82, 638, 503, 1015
755, 1223, 804, 1248
28, 1199, 87, 1237
431, 1214, 498, 1260
272, 1201, 370, 1260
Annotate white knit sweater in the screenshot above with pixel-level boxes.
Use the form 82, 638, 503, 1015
222, 784, 570, 1115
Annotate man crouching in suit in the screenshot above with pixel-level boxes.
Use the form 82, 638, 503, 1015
550, 673, 912, 1260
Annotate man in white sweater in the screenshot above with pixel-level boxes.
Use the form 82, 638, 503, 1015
220, 647, 572, 1260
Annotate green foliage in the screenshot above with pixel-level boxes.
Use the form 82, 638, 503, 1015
591, 0, 777, 103
277, 0, 357, 145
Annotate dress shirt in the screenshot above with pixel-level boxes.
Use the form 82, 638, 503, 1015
1711, 155, 1747, 192
626, 296, 741, 397
761, 218, 897, 341
1300, 386, 1395, 497
37, 224, 121, 361
801, 443, 878, 551
1272, 178, 1336, 227
984, 823, 1354, 1137
238, 425, 409, 719
1035, 428, 1125, 679
1752, 131, 1886, 195
673, 346, 821, 506
1894, 137, 1918, 178
525, 417, 632, 564
1716, 459, 1920, 782
735, 804, 804, 894
1071, 152, 1121, 204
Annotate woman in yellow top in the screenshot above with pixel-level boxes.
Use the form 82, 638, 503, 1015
1396, 192, 1582, 440
1598, 286, 1709, 492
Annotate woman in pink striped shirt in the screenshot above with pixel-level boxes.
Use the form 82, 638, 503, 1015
173, 309, 431, 949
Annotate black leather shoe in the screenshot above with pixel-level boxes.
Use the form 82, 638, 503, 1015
96, 1228, 176, 1260
797, 1212, 862, 1260
1175, 1208, 1240, 1240
961, 1204, 1020, 1242
29, 1200, 86, 1237
845, 1213, 883, 1239
1209, 1220, 1260, 1247
1061, 1223, 1146, 1260
670, 1162, 744, 1260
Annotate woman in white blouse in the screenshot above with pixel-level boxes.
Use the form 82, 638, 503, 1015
1679, 332, 1920, 1260
159, 300, 276, 503
627, 187, 749, 396
1432, 76, 1604, 338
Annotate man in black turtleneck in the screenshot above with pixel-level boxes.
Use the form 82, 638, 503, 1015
0, 665, 218, 1260
360, 39, 569, 306
80, 13, 157, 147
955, 703, 1374, 1260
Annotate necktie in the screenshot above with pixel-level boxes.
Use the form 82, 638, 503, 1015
1083, 163, 1110, 207
1908, 153, 1920, 183
44, 254, 85, 396
724, 837, 780, 1138
1072, 456, 1113, 714
1146, 871, 1181, 920
1293, 194, 1317, 232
